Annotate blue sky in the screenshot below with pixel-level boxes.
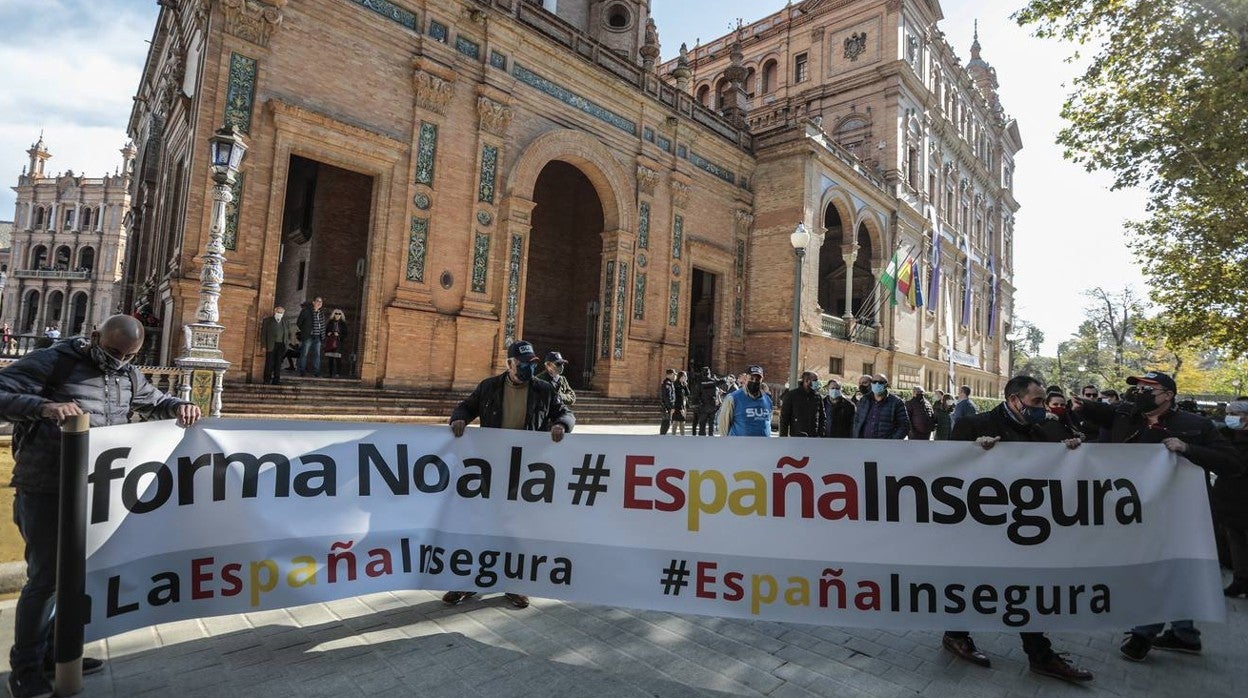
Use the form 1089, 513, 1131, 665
0, 1, 1145, 353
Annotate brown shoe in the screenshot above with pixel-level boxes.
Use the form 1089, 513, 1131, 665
441, 590, 477, 606
942, 633, 991, 668
1029, 652, 1093, 683
503, 593, 530, 609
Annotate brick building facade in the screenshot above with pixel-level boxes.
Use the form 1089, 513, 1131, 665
125, 0, 1017, 397
2, 136, 133, 339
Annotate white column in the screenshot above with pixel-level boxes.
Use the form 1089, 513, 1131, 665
841, 242, 858, 319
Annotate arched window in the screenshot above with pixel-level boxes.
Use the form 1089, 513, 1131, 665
715, 76, 731, 110
745, 67, 757, 99
32, 207, 45, 229
29, 244, 48, 269
696, 84, 711, 107
761, 59, 778, 94
54, 246, 72, 270
77, 246, 96, 272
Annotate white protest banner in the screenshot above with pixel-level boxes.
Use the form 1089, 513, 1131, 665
83, 419, 1225, 641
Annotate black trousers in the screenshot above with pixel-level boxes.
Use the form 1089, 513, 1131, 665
945, 630, 1051, 659
263, 344, 285, 383
659, 407, 672, 435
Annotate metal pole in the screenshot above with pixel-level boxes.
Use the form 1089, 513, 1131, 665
54, 413, 90, 696
789, 247, 805, 390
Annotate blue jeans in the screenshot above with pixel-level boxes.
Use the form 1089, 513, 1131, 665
298, 336, 323, 376
9, 490, 59, 672
1132, 619, 1199, 642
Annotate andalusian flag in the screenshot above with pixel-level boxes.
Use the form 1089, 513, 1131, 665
880, 248, 906, 306
881, 248, 923, 308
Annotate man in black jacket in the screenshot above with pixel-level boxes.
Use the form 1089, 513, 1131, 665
1071, 370, 1238, 662
658, 369, 676, 435
444, 339, 574, 609
780, 371, 824, 437
852, 374, 910, 439
822, 379, 856, 438
0, 315, 199, 698
941, 375, 1093, 684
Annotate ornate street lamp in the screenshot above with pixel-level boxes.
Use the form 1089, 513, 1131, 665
789, 222, 811, 391
176, 125, 247, 416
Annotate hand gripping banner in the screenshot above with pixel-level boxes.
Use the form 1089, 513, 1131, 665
83, 420, 1225, 641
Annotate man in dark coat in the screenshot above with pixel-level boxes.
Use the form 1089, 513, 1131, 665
692, 367, 723, 436
1216, 400, 1248, 598
905, 387, 934, 440
658, 369, 676, 435
779, 371, 824, 437
1071, 370, 1238, 662
0, 315, 200, 698
852, 374, 910, 439
822, 379, 856, 438
296, 296, 326, 377
445, 339, 574, 610
941, 375, 1093, 684
259, 305, 292, 385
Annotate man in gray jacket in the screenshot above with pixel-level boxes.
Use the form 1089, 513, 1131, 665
259, 305, 293, 385
0, 314, 199, 698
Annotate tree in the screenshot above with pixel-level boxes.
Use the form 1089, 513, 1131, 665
1016, 1, 1248, 356
1083, 287, 1144, 371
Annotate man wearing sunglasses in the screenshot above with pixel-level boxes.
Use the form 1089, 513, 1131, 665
1071, 370, 1239, 663
0, 314, 200, 698
851, 374, 910, 440
1071, 384, 1103, 441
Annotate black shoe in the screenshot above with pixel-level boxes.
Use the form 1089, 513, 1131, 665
1120, 633, 1152, 662
503, 593, 530, 609
441, 590, 477, 606
1224, 579, 1248, 598
42, 654, 105, 677
1152, 630, 1201, 654
6, 666, 53, 698
942, 633, 991, 668
1029, 652, 1093, 683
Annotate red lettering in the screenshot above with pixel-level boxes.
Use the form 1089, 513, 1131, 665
817, 474, 860, 520
191, 557, 214, 600
696, 561, 717, 599
221, 563, 243, 597
624, 455, 655, 510
724, 572, 745, 601
655, 468, 686, 512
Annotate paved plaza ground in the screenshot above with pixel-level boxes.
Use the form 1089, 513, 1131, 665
2, 424, 1244, 696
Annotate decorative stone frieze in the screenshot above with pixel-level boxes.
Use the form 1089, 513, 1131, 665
477, 96, 514, 137
221, 0, 285, 48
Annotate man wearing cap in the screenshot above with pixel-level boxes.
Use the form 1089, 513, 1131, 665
444, 339, 575, 610
540, 350, 576, 407
779, 371, 824, 437
718, 365, 775, 437
852, 374, 910, 440
1072, 370, 1239, 662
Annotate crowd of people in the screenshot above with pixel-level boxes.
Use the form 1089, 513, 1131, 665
651, 363, 1248, 684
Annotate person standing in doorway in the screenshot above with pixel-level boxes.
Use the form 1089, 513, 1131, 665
259, 305, 291, 385
658, 369, 676, 435
323, 309, 350, 378
297, 296, 326, 377
672, 370, 690, 435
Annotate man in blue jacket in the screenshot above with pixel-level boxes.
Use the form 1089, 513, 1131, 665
852, 373, 910, 439
718, 365, 774, 437
0, 314, 199, 698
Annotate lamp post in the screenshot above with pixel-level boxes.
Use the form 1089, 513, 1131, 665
176, 125, 247, 417
789, 222, 811, 390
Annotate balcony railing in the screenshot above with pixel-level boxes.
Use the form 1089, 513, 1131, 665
819, 314, 880, 346
12, 268, 92, 280
820, 314, 847, 339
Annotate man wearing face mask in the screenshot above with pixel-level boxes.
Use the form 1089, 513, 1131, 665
1070, 370, 1238, 662
941, 375, 1091, 683
851, 374, 910, 440
718, 365, 774, 437
259, 305, 292, 385
539, 351, 576, 407
0, 314, 200, 698
779, 371, 824, 437
445, 340, 575, 610
822, 379, 856, 438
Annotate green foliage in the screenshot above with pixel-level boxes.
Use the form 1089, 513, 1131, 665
1016, 0, 1248, 356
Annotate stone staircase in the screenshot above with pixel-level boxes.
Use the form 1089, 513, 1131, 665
221, 376, 659, 425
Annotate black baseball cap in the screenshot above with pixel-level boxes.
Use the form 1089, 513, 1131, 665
544, 351, 567, 365
747, 365, 764, 376
1126, 371, 1177, 393
507, 340, 539, 362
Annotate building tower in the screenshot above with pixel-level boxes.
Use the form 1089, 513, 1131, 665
546, 0, 653, 64
26, 134, 50, 180
966, 21, 1002, 116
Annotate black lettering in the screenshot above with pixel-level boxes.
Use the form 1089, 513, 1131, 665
971, 584, 997, 615
967, 478, 1007, 525
213, 453, 290, 500
885, 475, 930, 523
908, 582, 936, 613
1090, 585, 1111, 613
943, 584, 967, 614
864, 461, 878, 521
106, 575, 139, 617
550, 557, 573, 585
176, 453, 213, 505
1113, 479, 1142, 523
414, 454, 450, 494
148, 572, 180, 606
358, 443, 409, 495
88, 447, 130, 523
294, 454, 337, 497
450, 549, 473, 576
1007, 479, 1051, 545
930, 477, 967, 524
458, 458, 492, 498
1036, 586, 1061, 615
1050, 479, 1089, 526
122, 461, 173, 514
1002, 585, 1030, 627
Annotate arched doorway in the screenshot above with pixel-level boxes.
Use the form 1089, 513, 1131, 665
45, 290, 65, 331
69, 292, 89, 335
817, 202, 876, 319
21, 290, 40, 333
522, 161, 604, 389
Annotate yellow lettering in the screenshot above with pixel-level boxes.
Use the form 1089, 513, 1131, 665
751, 574, 777, 615
729, 471, 768, 517
687, 470, 727, 532
287, 555, 318, 588
784, 577, 810, 606
249, 559, 279, 606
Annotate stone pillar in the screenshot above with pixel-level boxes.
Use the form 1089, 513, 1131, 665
593, 228, 634, 395
175, 175, 232, 417
841, 242, 858, 320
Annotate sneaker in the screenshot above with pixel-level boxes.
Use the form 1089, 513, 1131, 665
6, 666, 53, 698
1029, 652, 1093, 683
441, 590, 477, 606
42, 654, 105, 676
503, 593, 530, 609
1152, 630, 1201, 654
1120, 633, 1152, 662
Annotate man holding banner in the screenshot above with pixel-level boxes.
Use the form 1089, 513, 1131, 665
941, 375, 1094, 684
0, 315, 199, 698
444, 339, 575, 609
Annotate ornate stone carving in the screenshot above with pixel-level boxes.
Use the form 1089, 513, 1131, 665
670, 179, 690, 209
221, 0, 285, 48
733, 209, 754, 232
414, 70, 455, 115
477, 96, 514, 137
844, 32, 868, 62
636, 165, 659, 196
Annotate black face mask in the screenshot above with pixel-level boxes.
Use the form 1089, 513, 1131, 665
516, 362, 536, 383
1134, 390, 1162, 413
858, 384, 870, 394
